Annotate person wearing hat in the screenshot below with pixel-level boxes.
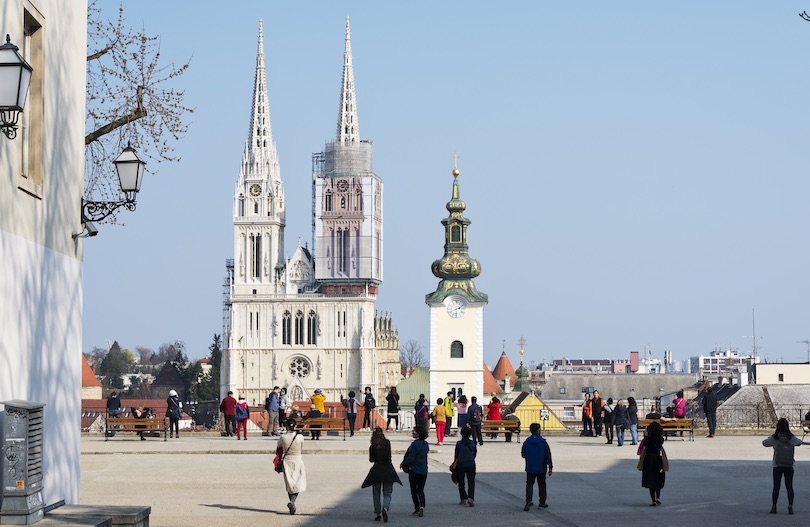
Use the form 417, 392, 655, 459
311, 388, 326, 413
166, 389, 183, 439
303, 403, 323, 440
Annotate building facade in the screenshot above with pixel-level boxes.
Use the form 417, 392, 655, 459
1, 0, 87, 505
426, 164, 488, 405
221, 20, 399, 407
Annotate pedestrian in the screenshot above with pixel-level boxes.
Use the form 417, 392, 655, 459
456, 394, 469, 429
503, 408, 521, 443
278, 387, 290, 430
106, 391, 121, 437
311, 388, 326, 413
400, 426, 429, 517
612, 399, 630, 446
342, 390, 360, 437
627, 396, 639, 445
763, 417, 809, 514
454, 425, 477, 506
265, 386, 280, 436
602, 397, 615, 444
702, 384, 718, 438
591, 390, 604, 437
467, 396, 484, 446
361, 427, 402, 522
414, 394, 429, 434
581, 392, 592, 436
485, 397, 502, 439
429, 398, 447, 445
672, 390, 687, 439
639, 421, 667, 506
166, 389, 183, 439
303, 403, 322, 440
277, 420, 306, 515
235, 395, 249, 440
362, 386, 376, 430
219, 390, 238, 437
386, 387, 400, 431
132, 405, 149, 441
443, 391, 456, 434
522, 423, 553, 510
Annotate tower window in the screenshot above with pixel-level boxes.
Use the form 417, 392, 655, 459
295, 310, 304, 345
250, 234, 261, 279
307, 310, 317, 345
282, 311, 292, 345
450, 340, 463, 358
451, 225, 461, 243
325, 190, 332, 212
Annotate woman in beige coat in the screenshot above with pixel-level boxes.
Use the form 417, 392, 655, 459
277, 420, 306, 514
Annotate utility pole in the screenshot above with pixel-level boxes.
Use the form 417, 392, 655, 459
797, 340, 810, 364
743, 308, 762, 360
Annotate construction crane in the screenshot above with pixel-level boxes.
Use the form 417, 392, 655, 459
796, 340, 810, 364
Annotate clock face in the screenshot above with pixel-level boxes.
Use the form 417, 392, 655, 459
249, 184, 261, 197
447, 298, 466, 318
337, 179, 349, 192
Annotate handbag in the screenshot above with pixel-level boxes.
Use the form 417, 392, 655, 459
661, 446, 669, 472
274, 433, 298, 474
637, 449, 646, 471
450, 457, 459, 484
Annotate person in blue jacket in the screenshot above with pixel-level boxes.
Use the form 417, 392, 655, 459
400, 426, 429, 517
521, 423, 553, 510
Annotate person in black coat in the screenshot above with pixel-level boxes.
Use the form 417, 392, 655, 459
362, 428, 403, 521
702, 385, 718, 437
386, 387, 400, 431
303, 404, 322, 440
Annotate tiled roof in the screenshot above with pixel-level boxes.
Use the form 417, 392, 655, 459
492, 352, 517, 387
483, 362, 504, 394
82, 355, 102, 388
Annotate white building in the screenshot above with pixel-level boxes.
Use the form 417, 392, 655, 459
690, 346, 759, 383
426, 165, 488, 405
221, 20, 399, 407
1, 0, 87, 506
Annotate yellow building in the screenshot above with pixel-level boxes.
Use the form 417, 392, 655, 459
513, 393, 567, 431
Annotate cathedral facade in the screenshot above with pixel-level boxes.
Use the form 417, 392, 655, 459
220, 20, 399, 407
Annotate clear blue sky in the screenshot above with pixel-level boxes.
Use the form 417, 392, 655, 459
84, 1, 810, 367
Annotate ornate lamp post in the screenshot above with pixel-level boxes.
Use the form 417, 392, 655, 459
81, 143, 147, 223
0, 35, 33, 140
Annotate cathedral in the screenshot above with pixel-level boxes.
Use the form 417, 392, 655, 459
220, 20, 400, 407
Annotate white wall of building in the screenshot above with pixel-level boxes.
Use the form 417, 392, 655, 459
429, 302, 485, 404
0, 0, 87, 505
755, 363, 810, 385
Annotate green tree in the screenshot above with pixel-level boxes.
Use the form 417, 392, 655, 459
195, 334, 222, 401
98, 341, 135, 389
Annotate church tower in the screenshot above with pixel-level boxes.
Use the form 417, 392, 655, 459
313, 18, 383, 293
426, 161, 488, 405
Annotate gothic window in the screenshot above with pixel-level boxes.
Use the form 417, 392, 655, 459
338, 228, 350, 274
295, 310, 304, 345
250, 234, 261, 278
254, 202, 259, 214
340, 196, 346, 209
450, 340, 463, 358
451, 225, 461, 243
238, 196, 245, 216
288, 357, 311, 378
356, 189, 363, 211
325, 190, 332, 212
307, 311, 317, 345
282, 311, 292, 345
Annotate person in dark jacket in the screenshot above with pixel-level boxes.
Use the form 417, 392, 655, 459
627, 396, 639, 445
341, 391, 360, 437
590, 390, 604, 437
400, 427, 429, 517
467, 396, 484, 446
612, 399, 631, 446
106, 392, 122, 437
362, 427, 402, 522
386, 387, 400, 431
303, 404, 323, 440
602, 398, 615, 444
362, 386, 376, 431
702, 385, 718, 437
454, 426, 478, 506
522, 423, 553, 510
166, 389, 183, 438
640, 421, 666, 506
414, 394, 428, 434
220, 390, 238, 437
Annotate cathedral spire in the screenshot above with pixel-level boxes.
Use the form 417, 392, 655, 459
245, 19, 277, 170
337, 16, 360, 144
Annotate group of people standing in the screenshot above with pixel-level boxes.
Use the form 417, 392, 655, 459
581, 390, 640, 446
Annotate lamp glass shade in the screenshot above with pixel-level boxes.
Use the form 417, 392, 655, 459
0, 36, 33, 111
113, 145, 146, 194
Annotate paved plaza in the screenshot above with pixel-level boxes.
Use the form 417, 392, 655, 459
78, 431, 809, 526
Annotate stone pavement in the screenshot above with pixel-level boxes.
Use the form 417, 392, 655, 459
78, 430, 810, 526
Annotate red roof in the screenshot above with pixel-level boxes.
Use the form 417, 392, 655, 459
492, 352, 517, 387
483, 362, 504, 394
82, 355, 102, 388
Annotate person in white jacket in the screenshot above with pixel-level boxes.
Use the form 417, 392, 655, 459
762, 418, 808, 515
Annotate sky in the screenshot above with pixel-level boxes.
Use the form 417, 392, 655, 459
84, 1, 810, 368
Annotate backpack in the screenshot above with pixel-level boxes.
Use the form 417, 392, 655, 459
471, 406, 482, 422
167, 399, 180, 419
235, 404, 248, 421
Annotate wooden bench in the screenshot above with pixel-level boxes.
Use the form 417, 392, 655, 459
481, 420, 521, 443
293, 417, 346, 440
637, 418, 694, 442
105, 417, 167, 441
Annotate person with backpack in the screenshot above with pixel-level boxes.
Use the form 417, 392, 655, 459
265, 386, 280, 436
467, 396, 484, 446
763, 417, 809, 514
362, 386, 376, 431
414, 394, 429, 434
236, 395, 249, 440
166, 389, 183, 439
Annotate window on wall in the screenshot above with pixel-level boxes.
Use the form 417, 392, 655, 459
325, 190, 332, 212
307, 310, 317, 345
451, 225, 461, 243
563, 406, 575, 419
778, 373, 784, 382
282, 311, 291, 345
250, 233, 261, 278
288, 357, 311, 378
294, 311, 304, 344
450, 340, 463, 358
17, 11, 43, 197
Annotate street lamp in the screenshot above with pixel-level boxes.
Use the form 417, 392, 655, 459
0, 34, 33, 140
80, 143, 147, 223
